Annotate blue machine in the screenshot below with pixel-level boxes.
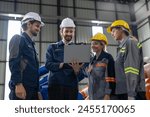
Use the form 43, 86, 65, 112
38, 66, 49, 100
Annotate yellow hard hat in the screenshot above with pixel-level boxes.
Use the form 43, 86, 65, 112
107, 20, 130, 33
91, 33, 108, 45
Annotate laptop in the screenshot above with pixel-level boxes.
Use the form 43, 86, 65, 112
64, 44, 91, 63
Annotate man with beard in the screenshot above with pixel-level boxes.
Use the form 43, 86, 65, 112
9, 12, 44, 100
45, 18, 83, 100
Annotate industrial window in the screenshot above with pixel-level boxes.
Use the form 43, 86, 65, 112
92, 26, 103, 36
4, 20, 21, 100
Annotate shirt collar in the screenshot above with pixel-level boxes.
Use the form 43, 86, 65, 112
91, 50, 105, 64
22, 32, 35, 45
57, 40, 64, 46
118, 36, 129, 48
62, 39, 73, 45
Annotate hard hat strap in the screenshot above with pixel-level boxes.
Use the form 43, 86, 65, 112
121, 27, 130, 34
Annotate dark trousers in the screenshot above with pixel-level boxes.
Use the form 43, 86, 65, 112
116, 94, 128, 100
48, 84, 78, 100
135, 92, 146, 100
116, 93, 146, 100
110, 94, 118, 100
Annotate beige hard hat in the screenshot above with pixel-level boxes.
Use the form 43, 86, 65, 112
21, 12, 44, 26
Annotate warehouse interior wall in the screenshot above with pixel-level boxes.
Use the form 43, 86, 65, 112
0, 20, 8, 99
0, 0, 148, 99
134, 0, 150, 57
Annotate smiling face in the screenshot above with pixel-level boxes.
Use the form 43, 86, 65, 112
91, 40, 104, 53
60, 27, 75, 43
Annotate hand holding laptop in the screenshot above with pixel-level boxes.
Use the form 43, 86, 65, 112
69, 59, 84, 75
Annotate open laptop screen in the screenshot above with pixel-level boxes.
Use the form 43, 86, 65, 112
64, 44, 91, 63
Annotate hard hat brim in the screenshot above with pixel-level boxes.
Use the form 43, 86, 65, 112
107, 26, 111, 33
21, 19, 44, 26
90, 38, 108, 46
41, 22, 45, 26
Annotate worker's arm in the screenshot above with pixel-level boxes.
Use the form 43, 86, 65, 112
45, 45, 62, 72
9, 35, 23, 85
105, 54, 116, 96
9, 35, 26, 99
124, 39, 145, 98
104, 55, 115, 97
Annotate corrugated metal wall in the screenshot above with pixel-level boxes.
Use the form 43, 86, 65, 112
134, 0, 150, 57
0, 20, 8, 99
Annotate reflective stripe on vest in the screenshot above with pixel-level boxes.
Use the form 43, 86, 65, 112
125, 67, 139, 75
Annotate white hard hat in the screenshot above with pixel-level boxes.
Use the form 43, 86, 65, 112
21, 12, 44, 26
144, 57, 150, 63
60, 17, 75, 28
